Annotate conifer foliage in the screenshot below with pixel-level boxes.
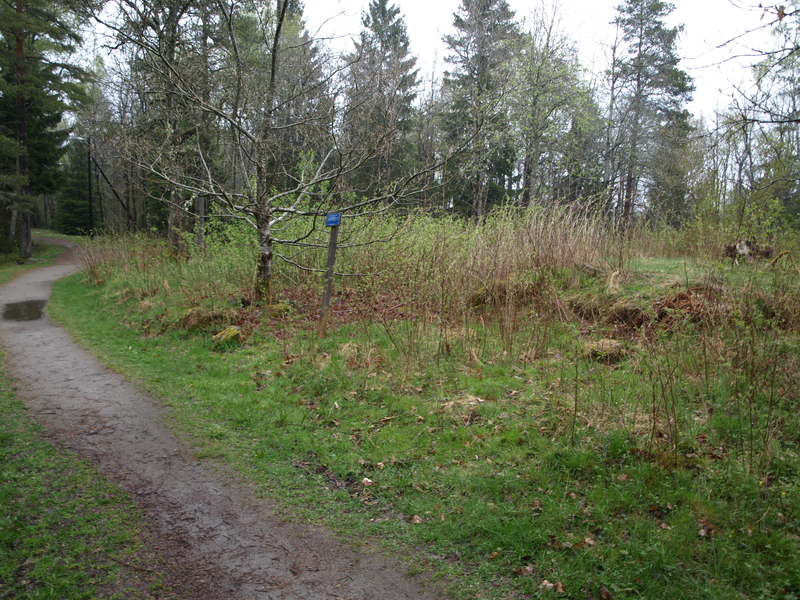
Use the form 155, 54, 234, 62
611, 0, 694, 226
441, 0, 520, 217
345, 0, 419, 195
0, 0, 87, 256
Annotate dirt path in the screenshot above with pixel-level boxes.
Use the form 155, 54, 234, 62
0, 239, 443, 600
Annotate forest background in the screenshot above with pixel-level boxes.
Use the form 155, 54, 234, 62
1, 0, 798, 272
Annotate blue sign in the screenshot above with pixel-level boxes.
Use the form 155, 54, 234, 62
325, 213, 341, 227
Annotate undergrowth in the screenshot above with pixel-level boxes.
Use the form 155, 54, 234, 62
58, 210, 800, 599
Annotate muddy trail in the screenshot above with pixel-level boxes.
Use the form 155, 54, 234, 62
0, 239, 443, 600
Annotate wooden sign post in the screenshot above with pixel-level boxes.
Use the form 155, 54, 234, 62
318, 213, 341, 338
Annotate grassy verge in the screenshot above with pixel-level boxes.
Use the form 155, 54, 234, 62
49, 218, 800, 600
0, 371, 153, 599
0, 233, 67, 287
0, 236, 175, 600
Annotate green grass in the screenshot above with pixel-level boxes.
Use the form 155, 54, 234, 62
0, 233, 67, 287
0, 235, 174, 599
48, 235, 800, 600
0, 376, 146, 599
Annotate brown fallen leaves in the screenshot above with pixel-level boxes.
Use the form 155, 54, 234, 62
545, 534, 595, 550
698, 518, 716, 538
539, 579, 565, 593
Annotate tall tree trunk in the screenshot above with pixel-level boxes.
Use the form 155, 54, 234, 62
194, 5, 211, 252
255, 136, 273, 302
622, 167, 635, 226
521, 149, 533, 207
602, 30, 621, 218
621, 99, 641, 230
254, 180, 273, 303
253, 0, 290, 302
19, 215, 32, 260
473, 171, 487, 218
14, 0, 31, 259
167, 189, 183, 252
144, 188, 151, 232
95, 163, 105, 226
124, 166, 133, 230
195, 196, 205, 250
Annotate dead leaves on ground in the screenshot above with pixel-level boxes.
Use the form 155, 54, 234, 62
545, 534, 596, 551
539, 579, 566, 593
698, 518, 716, 538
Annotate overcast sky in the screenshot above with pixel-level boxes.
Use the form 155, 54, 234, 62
302, 0, 780, 119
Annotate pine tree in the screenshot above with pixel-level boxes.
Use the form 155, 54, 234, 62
611, 0, 693, 226
0, 0, 87, 257
646, 109, 695, 226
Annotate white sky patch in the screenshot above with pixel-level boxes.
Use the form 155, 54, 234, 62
303, 0, 779, 119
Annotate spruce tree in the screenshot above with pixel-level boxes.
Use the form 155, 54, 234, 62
56, 141, 91, 235
441, 0, 519, 217
0, 0, 87, 257
345, 0, 419, 195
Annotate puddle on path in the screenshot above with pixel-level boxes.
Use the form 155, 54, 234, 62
3, 300, 48, 321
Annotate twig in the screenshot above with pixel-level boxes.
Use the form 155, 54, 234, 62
108, 556, 158, 573
739, 506, 771, 532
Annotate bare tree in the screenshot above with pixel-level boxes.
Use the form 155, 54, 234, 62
94, 0, 453, 301
712, 3, 800, 233
728, 2, 800, 126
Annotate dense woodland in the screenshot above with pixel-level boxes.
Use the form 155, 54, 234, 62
0, 0, 798, 293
